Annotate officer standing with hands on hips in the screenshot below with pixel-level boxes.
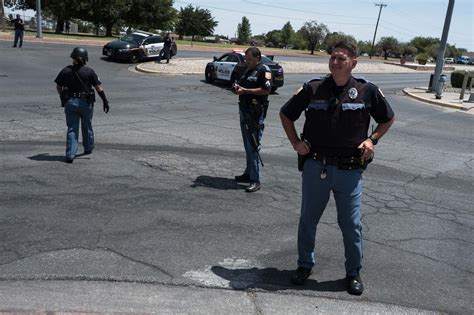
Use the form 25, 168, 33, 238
233, 47, 272, 192
54, 47, 110, 163
280, 40, 395, 295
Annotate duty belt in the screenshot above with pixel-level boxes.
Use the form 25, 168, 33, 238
70, 92, 90, 98
310, 153, 364, 170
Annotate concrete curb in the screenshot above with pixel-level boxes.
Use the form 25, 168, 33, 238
135, 62, 196, 75
402, 88, 472, 111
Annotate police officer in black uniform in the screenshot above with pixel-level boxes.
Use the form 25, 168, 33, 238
10, 14, 24, 48
280, 40, 395, 295
159, 33, 172, 63
233, 47, 272, 192
54, 47, 110, 163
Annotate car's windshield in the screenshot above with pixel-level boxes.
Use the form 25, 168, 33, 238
121, 34, 145, 44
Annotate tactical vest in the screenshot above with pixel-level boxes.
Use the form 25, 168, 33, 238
238, 63, 270, 110
303, 76, 372, 157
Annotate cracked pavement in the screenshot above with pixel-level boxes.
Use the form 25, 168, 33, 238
0, 40, 472, 313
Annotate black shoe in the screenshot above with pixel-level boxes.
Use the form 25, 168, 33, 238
65, 158, 73, 163
84, 149, 93, 155
245, 181, 261, 193
346, 275, 364, 295
290, 267, 312, 285
234, 173, 250, 183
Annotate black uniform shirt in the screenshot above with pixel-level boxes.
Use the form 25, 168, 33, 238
164, 37, 172, 47
281, 75, 394, 156
238, 63, 272, 108
12, 18, 24, 30
54, 64, 101, 94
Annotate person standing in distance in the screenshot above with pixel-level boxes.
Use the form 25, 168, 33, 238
280, 40, 395, 295
10, 14, 24, 48
233, 47, 272, 192
54, 47, 110, 163
160, 33, 172, 63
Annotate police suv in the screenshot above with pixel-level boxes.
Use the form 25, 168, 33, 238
102, 31, 177, 63
204, 49, 284, 92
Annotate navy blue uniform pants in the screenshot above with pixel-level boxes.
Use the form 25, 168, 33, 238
297, 158, 363, 277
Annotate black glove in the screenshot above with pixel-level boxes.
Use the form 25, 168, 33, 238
103, 101, 110, 113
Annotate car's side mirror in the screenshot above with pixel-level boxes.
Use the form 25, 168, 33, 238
213, 56, 217, 61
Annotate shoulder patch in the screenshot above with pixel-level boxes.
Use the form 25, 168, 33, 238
265, 72, 272, 80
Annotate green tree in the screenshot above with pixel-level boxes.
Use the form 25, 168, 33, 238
377, 36, 399, 60
292, 31, 307, 50
237, 16, 252, 45
400, 43, 418, 57
409, 36, 440, 54
424, 43, 440, 60
298, 20, 329, 55
265, 29, 282, 48
78, 0, 130, 37
123, 0, 177, 32
280, 21, 294, 48
323, 32, 356, 54
6, 0, 83, 33
175, 5, 217, 42
357, 40, 372, 55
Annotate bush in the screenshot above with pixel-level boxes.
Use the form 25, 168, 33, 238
450, 70, 474, 88
416, 53, 429, 65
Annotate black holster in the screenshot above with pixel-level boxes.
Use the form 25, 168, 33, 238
298, 153, 308, 172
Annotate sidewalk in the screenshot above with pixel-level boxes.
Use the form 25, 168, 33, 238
0, 280, 439, 314
403, 87, 474, 112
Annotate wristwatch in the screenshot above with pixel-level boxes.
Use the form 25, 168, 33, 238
369, 134, 378, 145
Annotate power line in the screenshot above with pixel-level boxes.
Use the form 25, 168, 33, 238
241, 0, 374, 20
175, 1, 373, 26
370, 3, 387, 59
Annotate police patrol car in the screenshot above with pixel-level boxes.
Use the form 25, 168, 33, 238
102, 31, 177, 63
204, 49, 284, 92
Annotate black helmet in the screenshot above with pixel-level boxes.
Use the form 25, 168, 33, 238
70, 47, 88, 63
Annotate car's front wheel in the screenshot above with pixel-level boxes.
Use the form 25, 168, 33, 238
130, 52, 140, 63
205, 66, 214, 83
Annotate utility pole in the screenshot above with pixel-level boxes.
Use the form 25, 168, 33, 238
431, 0, 455, 92
36, 0, 42, 38
1, 0, 6, 32
370, 3, 387, 59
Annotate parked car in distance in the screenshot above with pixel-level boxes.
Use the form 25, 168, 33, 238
444, 57, 455, 64
456, 56, 470, 64
102, 31, 177, 63
204, 49, 284, 93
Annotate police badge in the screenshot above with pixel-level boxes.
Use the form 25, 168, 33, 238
348, 87, 358, 100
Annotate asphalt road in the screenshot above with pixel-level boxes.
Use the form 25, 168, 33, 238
0, 41, 473, 313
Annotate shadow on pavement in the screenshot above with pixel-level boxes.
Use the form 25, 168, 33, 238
191, 175, 245, 190
28, 153, 65, 162
211, 266, 346, 292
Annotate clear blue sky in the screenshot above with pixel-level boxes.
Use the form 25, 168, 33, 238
173, 0, 473, 51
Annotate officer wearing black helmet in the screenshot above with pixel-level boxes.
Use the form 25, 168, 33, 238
54, 47, 110, 163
